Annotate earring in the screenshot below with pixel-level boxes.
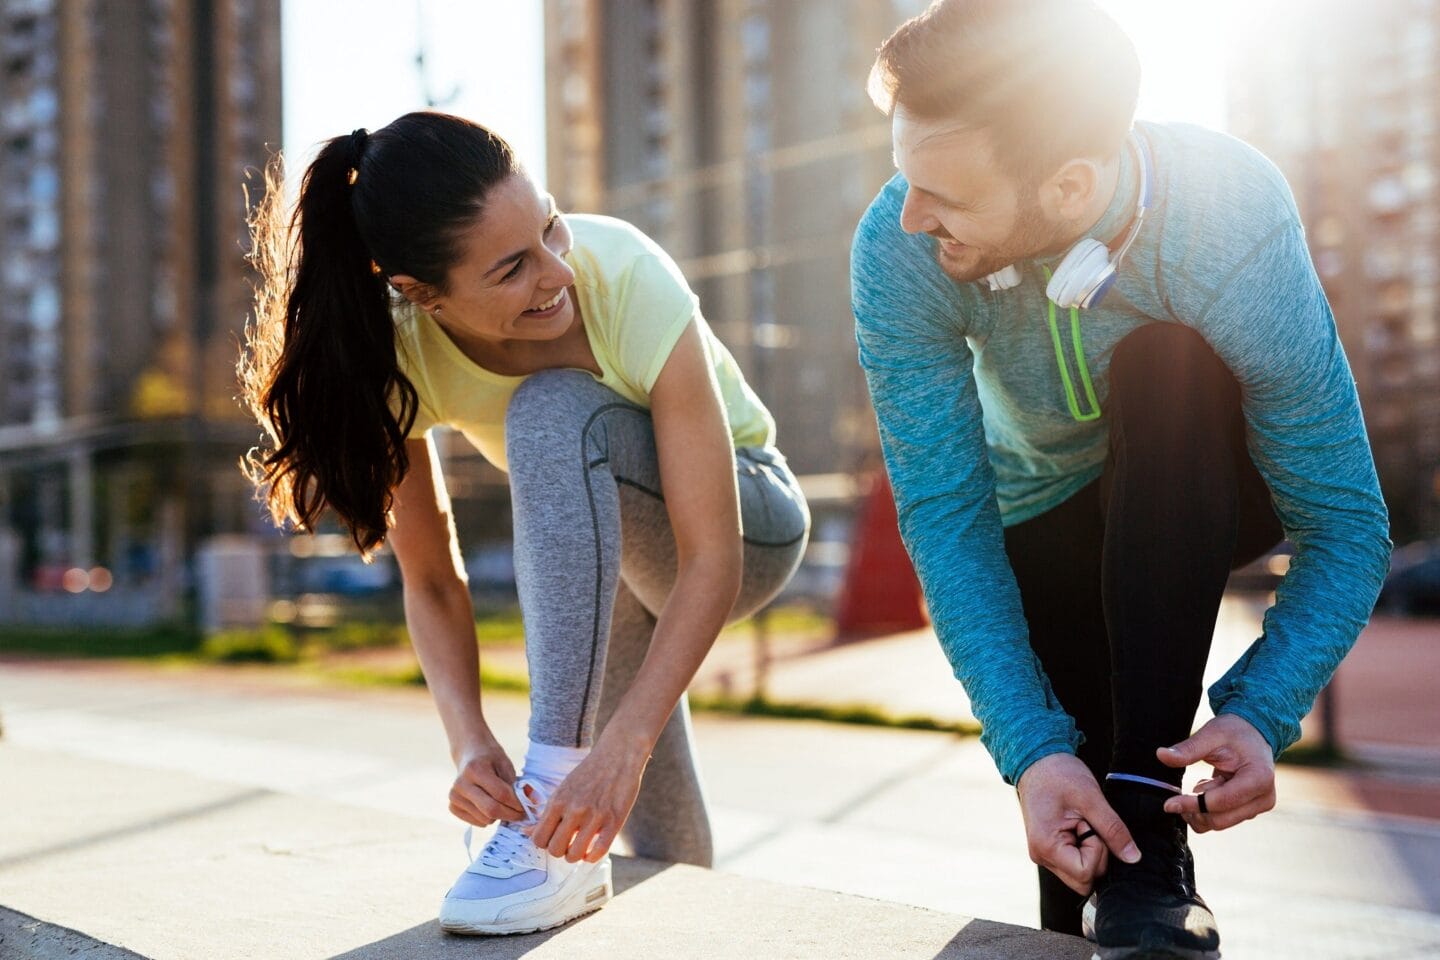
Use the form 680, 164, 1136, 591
432, 305, 443, 316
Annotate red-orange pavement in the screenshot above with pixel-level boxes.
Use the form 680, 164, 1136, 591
1331, 615, 1440, 750
1276, 613, 1440, 823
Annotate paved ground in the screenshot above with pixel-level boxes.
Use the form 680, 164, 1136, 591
3, 630, 1439, 960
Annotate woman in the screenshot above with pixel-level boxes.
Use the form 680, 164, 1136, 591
240, 111, 809, 935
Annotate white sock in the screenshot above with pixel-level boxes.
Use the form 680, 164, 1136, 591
521, 739, 589, 788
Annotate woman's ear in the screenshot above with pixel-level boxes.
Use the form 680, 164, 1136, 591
389, 274, 441, 312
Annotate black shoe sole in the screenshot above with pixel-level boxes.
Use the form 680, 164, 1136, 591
1092, 947, 1221, 960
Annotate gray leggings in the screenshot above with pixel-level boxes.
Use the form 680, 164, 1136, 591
504, 369, 810, 865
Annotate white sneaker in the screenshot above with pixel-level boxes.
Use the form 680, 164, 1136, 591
438, 776, 613, 935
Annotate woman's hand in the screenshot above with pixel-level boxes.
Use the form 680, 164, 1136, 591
449, 735, 526, 826
525, 737, 649, 863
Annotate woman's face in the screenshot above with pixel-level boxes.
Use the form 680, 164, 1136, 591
416, 173, 577, 345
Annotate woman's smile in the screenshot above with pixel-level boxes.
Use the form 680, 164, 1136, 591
523, 287, 568, 317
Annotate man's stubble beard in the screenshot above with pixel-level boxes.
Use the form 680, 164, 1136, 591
932, 189, 1067, 285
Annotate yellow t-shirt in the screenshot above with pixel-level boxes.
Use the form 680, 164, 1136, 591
392, 214, 775, 471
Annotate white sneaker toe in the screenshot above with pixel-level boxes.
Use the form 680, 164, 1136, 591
438, 777, 614, 936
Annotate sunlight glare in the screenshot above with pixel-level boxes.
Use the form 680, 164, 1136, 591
1095, 0, 1296, 130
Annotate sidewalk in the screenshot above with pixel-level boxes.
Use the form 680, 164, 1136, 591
0, 660, 1084, 960
3, 656, 1440, 959
0, 746, 1080, 960
692, 596, 1440, 823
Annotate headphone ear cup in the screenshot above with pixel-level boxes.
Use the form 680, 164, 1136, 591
1080, 264, 1119, 309
1046, 238, 1113, 308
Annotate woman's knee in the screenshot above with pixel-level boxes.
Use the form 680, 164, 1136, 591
505, 369, 604, 433
504, 370, 642, 476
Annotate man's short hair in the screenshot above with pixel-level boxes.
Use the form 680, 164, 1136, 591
869, 0, 1140, 183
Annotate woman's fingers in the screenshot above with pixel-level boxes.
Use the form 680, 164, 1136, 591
544, 812, 583, 859
584, 825, 619, 863
462, 763, 525, 821
566, 815, 607, 863
450, 761, 525, 825
528, 806, 563, 850
447, 792, 490, 827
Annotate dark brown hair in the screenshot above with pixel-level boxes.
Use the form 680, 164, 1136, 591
869, 0, 1140, 183
240, 112, 520, 558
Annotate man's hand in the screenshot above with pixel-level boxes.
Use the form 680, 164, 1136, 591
1158, 713, 1276, 833
1016, 752, 1140, 895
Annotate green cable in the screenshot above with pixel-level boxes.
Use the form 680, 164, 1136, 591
1042, 266, 1102, 422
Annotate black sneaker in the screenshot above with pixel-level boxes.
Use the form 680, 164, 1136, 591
1084, 780, 1221, 959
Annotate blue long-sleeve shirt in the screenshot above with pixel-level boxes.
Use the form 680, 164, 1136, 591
850, 121, 1391, 785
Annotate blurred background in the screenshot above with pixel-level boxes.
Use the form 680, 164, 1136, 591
3, 3, 1440, 956
0, 0, 1435, 658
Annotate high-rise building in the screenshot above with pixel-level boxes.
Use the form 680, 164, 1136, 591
544, 0, 928, 476
1227, 0, 1440, 540
0, 0, 281, 612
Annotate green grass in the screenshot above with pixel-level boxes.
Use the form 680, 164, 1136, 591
199, 626, 300, 663
472, 609, 527, 646
687, 692, 981, 736
0, 624, 202, 658
1277, 741, 1348, 767
719, 605, 832, 638
314, 660, 530, 692
0, 601, 828, 664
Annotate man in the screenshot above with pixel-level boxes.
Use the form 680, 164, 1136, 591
850, 1, 1390, 957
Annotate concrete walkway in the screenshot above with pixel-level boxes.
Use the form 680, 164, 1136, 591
0, 661, 1086, 960
3, 657, 1440, 959
0, 747, 1081, 960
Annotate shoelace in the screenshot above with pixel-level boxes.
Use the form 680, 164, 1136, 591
463, 775, 551, 868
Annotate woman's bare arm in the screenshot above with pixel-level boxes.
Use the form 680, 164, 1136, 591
389, 436, 523, 823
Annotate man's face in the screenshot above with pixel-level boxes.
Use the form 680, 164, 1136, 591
891, 110, 1067, 283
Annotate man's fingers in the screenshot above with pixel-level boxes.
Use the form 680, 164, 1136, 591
1188, 793, 1275, 832
1158, 727, 1224, 768
1163, 767, 1268, 817
1077, 830, 1109, 881
1043, 841, 1095, 896
1081, 800, 1141, 864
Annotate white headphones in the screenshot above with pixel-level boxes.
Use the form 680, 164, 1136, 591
984, 129, 1154, 309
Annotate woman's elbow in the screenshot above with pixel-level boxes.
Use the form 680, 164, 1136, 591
399, 564, 470, 611
682, 538, 743, 607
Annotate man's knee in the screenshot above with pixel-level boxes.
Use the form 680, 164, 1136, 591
1111, 324, 1230, 390
1108, 323, 1240, 429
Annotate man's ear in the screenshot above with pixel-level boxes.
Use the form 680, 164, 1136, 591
1038, 158, 1102, 222
389, 274, 441, 312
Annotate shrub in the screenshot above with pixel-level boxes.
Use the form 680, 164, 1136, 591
199, 626, 299, 663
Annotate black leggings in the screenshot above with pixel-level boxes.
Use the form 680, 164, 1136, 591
1002, 323, 1282, 934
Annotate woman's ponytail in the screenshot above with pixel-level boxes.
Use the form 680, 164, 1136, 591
241, 131, 418, 558
241, 112, 519, 557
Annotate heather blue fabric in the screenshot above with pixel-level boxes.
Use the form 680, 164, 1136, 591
850, 121, 1391, 785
